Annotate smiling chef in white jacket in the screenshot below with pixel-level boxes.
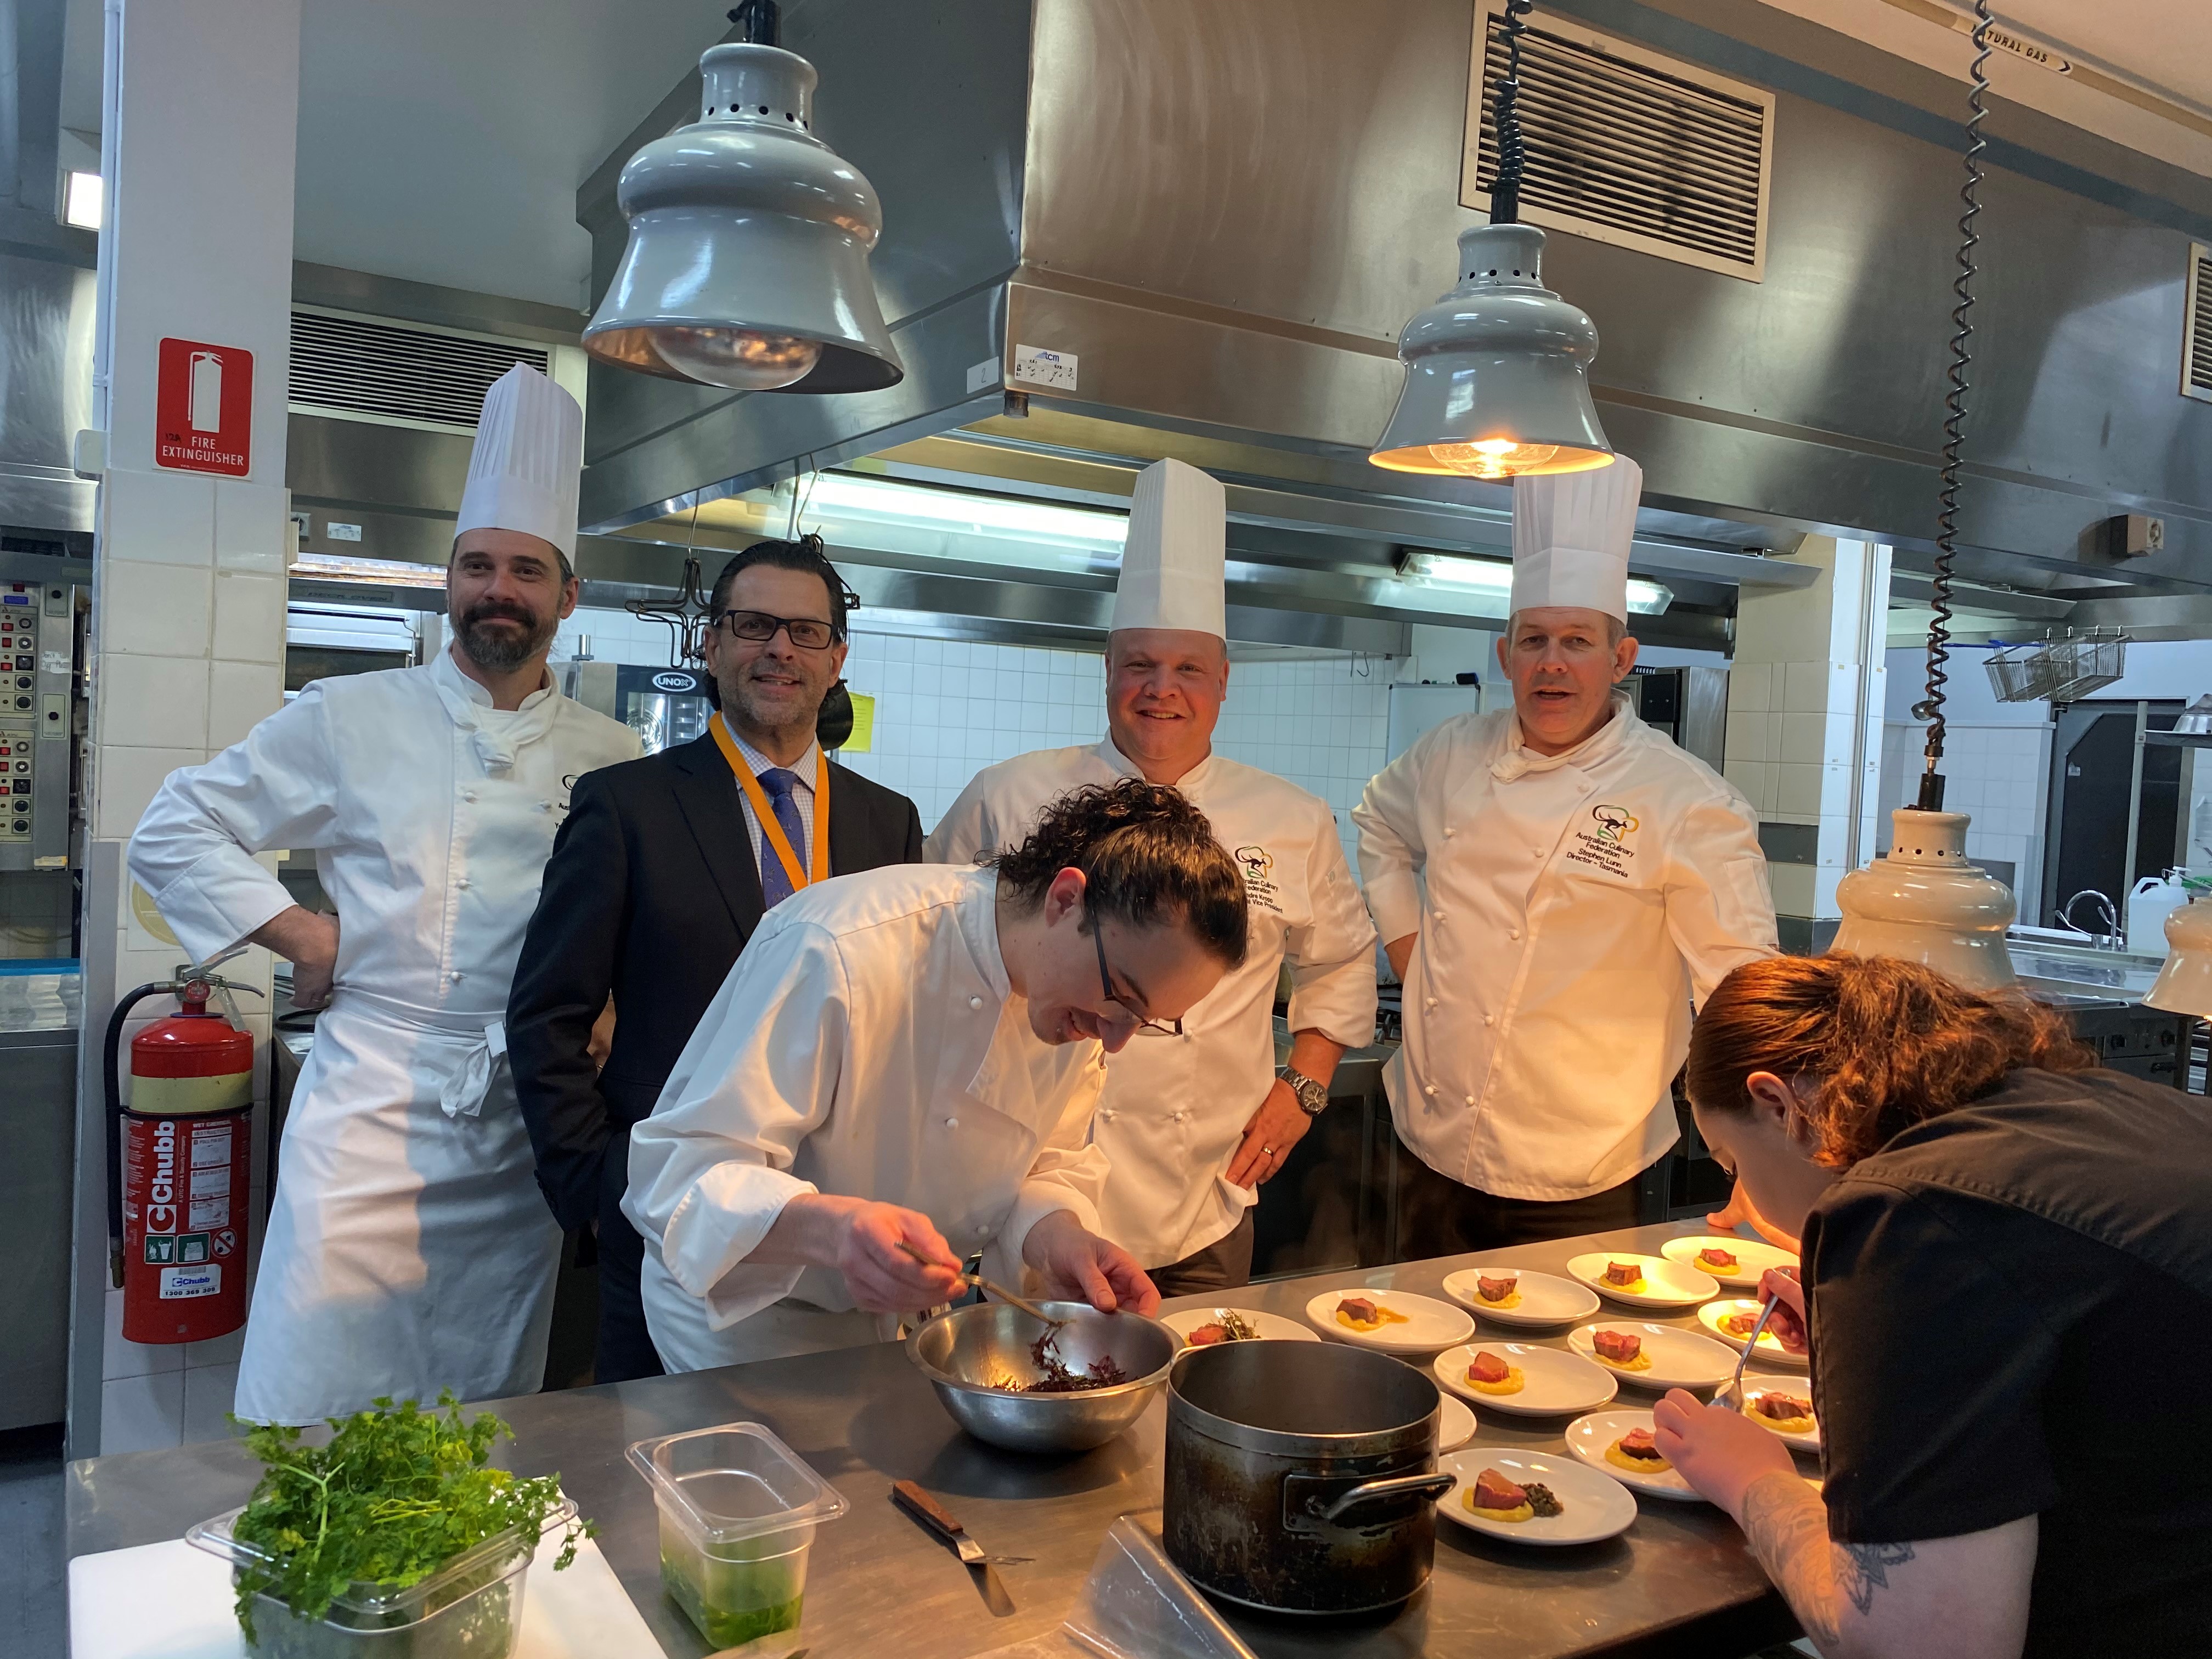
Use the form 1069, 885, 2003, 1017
624, 778, 1250, 1369
128, 366, 640, 1423
1353, 456, 1776, 1256
927, 459, 1378, 1296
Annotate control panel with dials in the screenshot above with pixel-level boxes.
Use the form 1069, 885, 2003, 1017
0, 567, 85, 871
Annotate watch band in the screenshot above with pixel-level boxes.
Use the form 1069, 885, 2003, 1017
1279, 1065, 1330, 1116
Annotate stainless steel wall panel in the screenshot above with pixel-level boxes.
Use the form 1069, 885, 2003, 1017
0, 253, 97, 533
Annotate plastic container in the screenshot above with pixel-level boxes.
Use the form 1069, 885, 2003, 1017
627, 1421, 848, 1649
184, 1497, 574, 1658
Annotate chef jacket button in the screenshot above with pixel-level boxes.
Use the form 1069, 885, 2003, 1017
1424, 997, 1438, 1009
944, 1116, 958, 1129
1483, 1013, 1495, 1026
449, 970, 465, 983
456, 877, 471, 890
1508, 928, 1519, 940
1423, 1085, 1438, 1097
539, 800, 553, 811
969, 996, 984, 1009
1444, 828, 1455, 838
462, 790, 477, 803
1465, 1094, 1476, 1105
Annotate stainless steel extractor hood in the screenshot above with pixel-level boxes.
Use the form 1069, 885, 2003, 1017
575, 0, 2212, 642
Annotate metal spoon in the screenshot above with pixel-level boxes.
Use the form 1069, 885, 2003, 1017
895, 1240, 1065, 1328
1714, 1292, 1779, 1413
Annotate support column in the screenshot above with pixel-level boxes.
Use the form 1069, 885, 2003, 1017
1723, 538, 1891, 954
67, 0, 300, 1457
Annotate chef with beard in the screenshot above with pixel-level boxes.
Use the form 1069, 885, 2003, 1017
128, 365, 640, 1423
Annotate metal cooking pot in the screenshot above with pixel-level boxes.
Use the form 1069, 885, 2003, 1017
1163, 1340, 1452, 1616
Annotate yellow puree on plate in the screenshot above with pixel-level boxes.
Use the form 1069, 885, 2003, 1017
1467, 1365, 1526, 1396
1605, 1441, 1672, 1474
1465, 1490, 1534, 1523
1336, 1305, 1410, 1332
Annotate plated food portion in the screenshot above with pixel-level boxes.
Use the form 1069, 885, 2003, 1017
1433, 1342, 1616, 1417
1741, 1384, 1820, 1452
1697, 1297, 1810, 1369
1659, 1234, 1799, 1289
1564, 1409, 1703, 1502
1302, 1289, 1475, 1353
1567, 1322, 1737, 1391
1159, 1306, 1319, 1346
1434, 1448, 1638, 1545
1440, 1266, 1601, 1327
1565, 1251, 1718, 1310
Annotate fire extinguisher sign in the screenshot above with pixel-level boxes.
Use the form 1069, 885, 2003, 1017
154, 337, 252, 476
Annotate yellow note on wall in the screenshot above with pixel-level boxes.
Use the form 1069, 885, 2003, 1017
843, 691, 876, 753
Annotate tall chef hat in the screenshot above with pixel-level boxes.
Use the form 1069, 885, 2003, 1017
455, 365, 584, 561
1111, 458, 1226, 637
1509, 454, 1644, 623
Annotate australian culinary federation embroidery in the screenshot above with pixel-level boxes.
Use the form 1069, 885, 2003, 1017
1564, 803, 1638, 880
1234, 844, 1283, 913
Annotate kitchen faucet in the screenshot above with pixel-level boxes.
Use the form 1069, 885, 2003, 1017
2057, 889, 2121, 950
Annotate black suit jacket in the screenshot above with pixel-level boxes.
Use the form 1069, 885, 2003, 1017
506, 733, 925, 1231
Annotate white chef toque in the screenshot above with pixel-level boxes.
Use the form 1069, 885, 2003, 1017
1509, 454, 1644, 622
455, 365, 584, 560
1111, 458, 1227, 637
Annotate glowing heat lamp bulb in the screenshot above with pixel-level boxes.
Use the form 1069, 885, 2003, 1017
646, 326, 823, 391
1423, 439, 1560, 479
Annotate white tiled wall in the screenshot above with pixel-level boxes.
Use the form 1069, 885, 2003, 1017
1213, 658, 1393, 871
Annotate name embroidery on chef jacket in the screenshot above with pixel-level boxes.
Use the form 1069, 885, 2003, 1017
1562, 802, 1639, 881
1233, 845, 1283, 913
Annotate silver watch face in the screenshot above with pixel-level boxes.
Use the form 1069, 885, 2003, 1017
1285, 1071, 1328, 1114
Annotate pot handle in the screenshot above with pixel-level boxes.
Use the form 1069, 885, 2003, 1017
1293, 1470, 1457, 1525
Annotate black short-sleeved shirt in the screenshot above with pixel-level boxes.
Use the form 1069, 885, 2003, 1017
1802, 1066, 2212, 1654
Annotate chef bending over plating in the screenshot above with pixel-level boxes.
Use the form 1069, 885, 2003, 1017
624, 778, 1250, 1370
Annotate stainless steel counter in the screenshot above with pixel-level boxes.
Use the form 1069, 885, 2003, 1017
3, 962, 78, 1429
65, 1222, 1796, 1657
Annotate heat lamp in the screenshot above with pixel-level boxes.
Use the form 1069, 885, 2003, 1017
1369, 1, 1613, 481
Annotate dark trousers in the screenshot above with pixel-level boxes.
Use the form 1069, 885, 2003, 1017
594, 1124, 665, 1384
1393, 1136, 1645, 1261
1148, 1210, 1257, 1299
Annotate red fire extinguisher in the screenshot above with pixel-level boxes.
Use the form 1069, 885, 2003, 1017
105, 951, 262, 1344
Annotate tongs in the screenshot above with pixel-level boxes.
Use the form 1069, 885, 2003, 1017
895, 1240, 1065, 1328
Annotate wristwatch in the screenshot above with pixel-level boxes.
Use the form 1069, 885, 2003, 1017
1279, 1065, 1330, 1116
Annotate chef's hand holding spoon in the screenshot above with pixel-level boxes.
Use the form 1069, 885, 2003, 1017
757, 1194, 967, 1312
1023, 1210, 1162, 1316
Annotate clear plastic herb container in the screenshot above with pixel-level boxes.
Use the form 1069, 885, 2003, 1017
185, 1497, 575, 1658
626, 1421, 848, 1649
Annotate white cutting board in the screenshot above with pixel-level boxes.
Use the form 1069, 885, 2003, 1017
68, 1526, 666, 1659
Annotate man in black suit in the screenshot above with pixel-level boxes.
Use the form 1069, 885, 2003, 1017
507, 537, 924, 1381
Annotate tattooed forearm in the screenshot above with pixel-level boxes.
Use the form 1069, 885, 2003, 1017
1738, 1470, 1846, 1650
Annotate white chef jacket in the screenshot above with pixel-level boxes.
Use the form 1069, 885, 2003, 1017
127, 650, 639, 1421
1353, 697, 1775, 1202
623, 864, 1113, 1372
927, 740, 1378, 1268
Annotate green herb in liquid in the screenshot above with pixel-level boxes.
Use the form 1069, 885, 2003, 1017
228, 1391, 591, 1656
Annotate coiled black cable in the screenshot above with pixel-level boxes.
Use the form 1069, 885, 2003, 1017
1489, 0, 1536, 225
1916, 0, 1992, 812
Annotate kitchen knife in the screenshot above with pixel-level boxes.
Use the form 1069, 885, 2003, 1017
890, 1479, 1017, 1617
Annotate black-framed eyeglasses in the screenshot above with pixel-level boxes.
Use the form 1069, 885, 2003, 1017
718, 609, 841, 650
1091, 915, 1183, 1038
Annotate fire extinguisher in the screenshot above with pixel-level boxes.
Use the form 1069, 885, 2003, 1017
105, 946, 263, 1345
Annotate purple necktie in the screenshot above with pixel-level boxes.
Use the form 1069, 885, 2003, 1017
755, 768, 807, 908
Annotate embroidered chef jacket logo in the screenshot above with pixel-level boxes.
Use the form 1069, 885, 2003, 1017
1233, 845, 1283, 912
1565, 804, 1639, 879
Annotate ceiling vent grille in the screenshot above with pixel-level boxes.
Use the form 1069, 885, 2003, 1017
2186, 243, 2212, 404
288, 309, 552, 429
1462, 3, 1775, 282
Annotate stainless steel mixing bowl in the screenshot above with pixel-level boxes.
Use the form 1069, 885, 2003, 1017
907, 1300, 1177, 1453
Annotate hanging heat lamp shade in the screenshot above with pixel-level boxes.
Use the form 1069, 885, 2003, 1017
1369, 223, 1615, 481
1832, 809, 2017, 990
582, 41, 903, 394
2145, 894, 2212, 1018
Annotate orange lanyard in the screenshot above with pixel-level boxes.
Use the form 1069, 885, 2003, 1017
710, 712, 830, 895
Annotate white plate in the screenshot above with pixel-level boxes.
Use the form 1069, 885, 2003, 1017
1567, 1321, 1739, 1391
1435, 1447, 1639, 1545
1740, 1381, 1820, 1453
1659, 1234, 1799, 1289
1304, 1289, 1475, 1353
1566, 1251, 1720, 1310
1564, 1408, 1704, 1502
1432, 1342, 1617, 1417
1160, 1306, 1321, 1346
1437, 1393, 1477, 1452
1440, 1266, 1601, 1327
1697, 1299, 1810, 1370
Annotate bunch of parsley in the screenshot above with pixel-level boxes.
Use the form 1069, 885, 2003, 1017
228, 1392, 590, 1649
